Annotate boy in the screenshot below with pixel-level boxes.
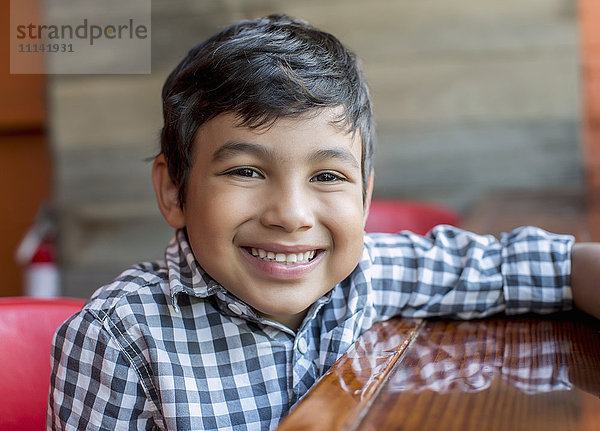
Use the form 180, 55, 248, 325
48, 14, 599, 430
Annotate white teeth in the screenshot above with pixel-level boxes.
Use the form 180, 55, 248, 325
249, 248, 317, 264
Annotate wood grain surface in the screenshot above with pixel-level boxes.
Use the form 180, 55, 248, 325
278, 313, 600, 430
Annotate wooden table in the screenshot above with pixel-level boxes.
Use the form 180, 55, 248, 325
277, 312, 600, 431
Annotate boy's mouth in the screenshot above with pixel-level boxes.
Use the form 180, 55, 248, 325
247, 247, 318, 265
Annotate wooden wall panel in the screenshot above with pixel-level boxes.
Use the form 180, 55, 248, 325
0, 0, 50, 296
0, 134, 51, 296
580, 0, 600, 240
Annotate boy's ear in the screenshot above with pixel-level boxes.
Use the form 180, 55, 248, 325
363, 170, 374, 226
152, 154, 185, 229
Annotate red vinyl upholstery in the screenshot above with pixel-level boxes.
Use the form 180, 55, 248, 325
365, 199, 461, 234
0, 297, 86, 431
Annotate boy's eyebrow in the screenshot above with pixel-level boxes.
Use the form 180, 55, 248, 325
212, 141, 273, 162
308, 148, 360, 169
212, 141, 360, 169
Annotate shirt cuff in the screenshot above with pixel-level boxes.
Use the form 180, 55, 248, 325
501, 226, 574, 315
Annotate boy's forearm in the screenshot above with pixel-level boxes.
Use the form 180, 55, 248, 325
570, 243, 600, 319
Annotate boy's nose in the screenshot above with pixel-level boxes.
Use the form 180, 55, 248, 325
260, 185, 314, 233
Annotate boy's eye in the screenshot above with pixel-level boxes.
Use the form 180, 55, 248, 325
225, 167, 263, 178
311, 172, 345, 183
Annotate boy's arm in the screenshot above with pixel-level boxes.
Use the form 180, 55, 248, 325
48, 311, 157, 429
367, 226, 573, 320
570, 243, 600, 319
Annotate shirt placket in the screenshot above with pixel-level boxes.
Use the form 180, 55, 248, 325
290, 327, 319, 405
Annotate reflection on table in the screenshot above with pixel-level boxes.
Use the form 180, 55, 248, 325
277, 312, 600, 431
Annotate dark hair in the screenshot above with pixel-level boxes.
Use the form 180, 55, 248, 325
160, 14, 375, 206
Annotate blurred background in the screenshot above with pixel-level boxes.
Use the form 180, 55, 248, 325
1, 0, 598, 299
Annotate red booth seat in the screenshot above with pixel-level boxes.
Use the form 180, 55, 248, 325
365, 199, 461, 234
0, 297, 86, 431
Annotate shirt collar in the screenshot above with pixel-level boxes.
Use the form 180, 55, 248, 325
166, 229, 224, 311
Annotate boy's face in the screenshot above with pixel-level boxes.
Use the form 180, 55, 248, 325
156, 108, 370, 329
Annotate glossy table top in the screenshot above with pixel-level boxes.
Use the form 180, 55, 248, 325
277, 313, 600, 431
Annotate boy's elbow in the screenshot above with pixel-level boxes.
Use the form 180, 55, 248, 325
570, 243, 600, 319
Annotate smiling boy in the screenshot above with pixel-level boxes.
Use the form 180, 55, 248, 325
48, 15, 599, 431
153, 110, 366, 331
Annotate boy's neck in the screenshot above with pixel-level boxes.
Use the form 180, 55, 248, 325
258, 310, 308, 332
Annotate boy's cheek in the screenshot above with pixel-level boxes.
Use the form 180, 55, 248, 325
185, 182, 251, 222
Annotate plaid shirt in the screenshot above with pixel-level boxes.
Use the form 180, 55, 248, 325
48, 226, 573, 430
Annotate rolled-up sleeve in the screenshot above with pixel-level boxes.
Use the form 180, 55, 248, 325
363, 226, 574, 320
500, 227, 573, 315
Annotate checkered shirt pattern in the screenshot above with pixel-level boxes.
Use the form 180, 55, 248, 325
47, 225, 573, 430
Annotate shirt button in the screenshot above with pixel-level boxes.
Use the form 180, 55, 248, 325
297, 338, 308, 355
227, 303, 243, 316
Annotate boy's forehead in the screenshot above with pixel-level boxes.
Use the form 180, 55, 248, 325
196, 108, 362, 156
